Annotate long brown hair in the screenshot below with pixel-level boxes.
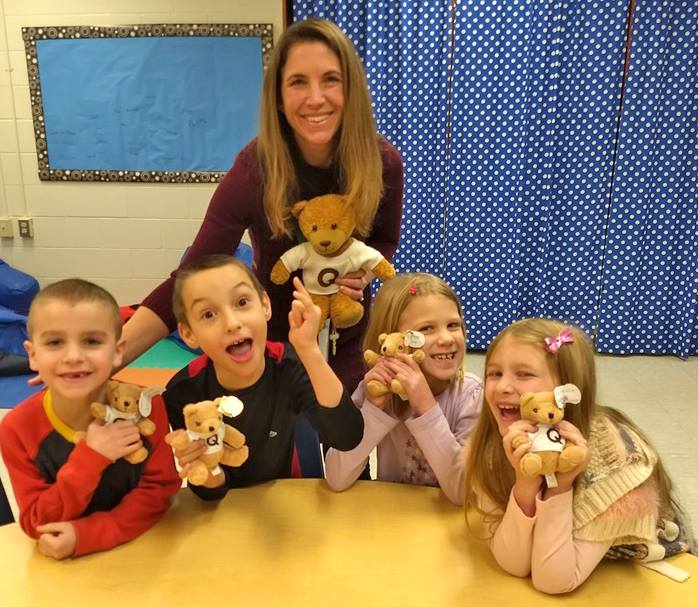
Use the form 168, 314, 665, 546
258, 18, 383, 238
364, 273, 467, 414
463, 318, 676, 531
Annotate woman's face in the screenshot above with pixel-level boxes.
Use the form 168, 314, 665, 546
280, 41, 344, 167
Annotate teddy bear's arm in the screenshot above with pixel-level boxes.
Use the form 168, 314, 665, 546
137, 417, 156, 436
511, 435, 530, 449
270, 259, 291, 285
369, 259, 396, 281
164, 429, 191, 451
223, 424, 246, 449
364, 349, 381, 368
90, 402, 108, 420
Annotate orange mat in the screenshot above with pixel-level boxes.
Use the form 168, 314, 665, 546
112, 367, 178, 388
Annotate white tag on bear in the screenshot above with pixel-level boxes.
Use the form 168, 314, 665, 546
218, 395, 244, 418
553, 384, 581, 409
404, 330, 425, 349
138, 387, 163, 417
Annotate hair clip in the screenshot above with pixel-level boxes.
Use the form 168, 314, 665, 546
407, 284, 417, 296
544, 327, 574, 354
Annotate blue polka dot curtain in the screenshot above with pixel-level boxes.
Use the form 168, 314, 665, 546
595, 1, 697, 357
293, 1, 697, 356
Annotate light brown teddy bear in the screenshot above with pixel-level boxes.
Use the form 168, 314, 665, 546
89, 381, 157, 464
165, 397, 248, 486
270, 194, 396, 329
511, 384, 586, 486
363, 330, 426, 400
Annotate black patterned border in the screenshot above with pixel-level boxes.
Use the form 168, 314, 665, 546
22, 23, 273, 183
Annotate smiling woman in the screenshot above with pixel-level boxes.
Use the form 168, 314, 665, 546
121, 18, 404, 395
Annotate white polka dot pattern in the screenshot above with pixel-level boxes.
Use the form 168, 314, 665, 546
294, 2, 697, 355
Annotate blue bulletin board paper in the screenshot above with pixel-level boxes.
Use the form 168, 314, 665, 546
36, 36, 263, 172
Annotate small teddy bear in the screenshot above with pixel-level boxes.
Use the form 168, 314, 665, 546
88, 380, 157, 464
363, 330, 426, 400
511, 384, 586, 487
165, 396, 248, 486
270, 194, 396, 330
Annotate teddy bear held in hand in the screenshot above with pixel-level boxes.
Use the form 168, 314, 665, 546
270, 194, 396, 330
165, 396, 248, 486
89, 380, 157, 464
363, 331, 426, 400
511, 384, 586, 487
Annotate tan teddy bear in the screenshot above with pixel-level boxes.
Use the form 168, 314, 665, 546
89, 380, 157, 464
511, 384, 586, 486
363, 330, 426, 400
165, 397, 248, 486
270, 194, 396, 329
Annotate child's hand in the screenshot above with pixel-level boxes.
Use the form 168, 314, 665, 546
36, 522, 77, 560
545, 420, 589, 497
288, 277, 322, 353
502, 420, 543, 515
382, 353, 436, 416
363, 359, 395, 410
171, 440, 225, 488
85, 419, 143, 462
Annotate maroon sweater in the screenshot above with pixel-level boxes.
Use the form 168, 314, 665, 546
142, 137, 404, 392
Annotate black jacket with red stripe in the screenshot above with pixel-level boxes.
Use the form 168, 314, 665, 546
163, 341, 364, 500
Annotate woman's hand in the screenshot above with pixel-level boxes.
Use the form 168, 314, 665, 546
382, 353, 436, 416
335, 270, 373, 302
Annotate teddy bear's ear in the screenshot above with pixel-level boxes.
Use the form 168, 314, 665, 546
182, 404, 196, 417
520, 392, 535, 406
291, 200, 308, 218
378, 333, 388, 344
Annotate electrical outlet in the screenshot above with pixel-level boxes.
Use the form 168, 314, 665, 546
0, 218, 13, 238
18, 217, 34, 238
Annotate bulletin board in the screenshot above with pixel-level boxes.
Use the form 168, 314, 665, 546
22, 24, 273, 183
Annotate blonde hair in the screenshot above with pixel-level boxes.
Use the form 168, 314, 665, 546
463, 318, 676, 532
27, 278, 121, 338
365, 273, 467, 413
258, 18, 383, 238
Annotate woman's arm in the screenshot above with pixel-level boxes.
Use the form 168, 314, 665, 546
120, 306, 170, 369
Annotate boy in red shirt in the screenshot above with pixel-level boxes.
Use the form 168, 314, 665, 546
0, 279, 180, 559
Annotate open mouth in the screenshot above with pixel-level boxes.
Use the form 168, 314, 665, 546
431, 352, 456, 361
59, 371, 91, 381
497, 403, 521, 422
304, 112, 332, 125
226, 338, 253, 362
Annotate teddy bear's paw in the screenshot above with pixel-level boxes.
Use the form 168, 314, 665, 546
187, 462, 210, 486
138, 419, 156, 436
223, 445, 249, 468
390, 379, 408, 400
557, 446, 585, 472
125, 448, 148, 465
366, 380, 390, 397
520, 454, 543, 477
331, 297, 364, 329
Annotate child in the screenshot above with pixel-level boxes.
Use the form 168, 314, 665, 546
164, 255, 364, 499
463, 318, 692, 594
0, 279, 180, 559
324, 273, 482, 505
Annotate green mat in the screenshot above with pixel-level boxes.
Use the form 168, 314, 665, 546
129, 338, 199, 369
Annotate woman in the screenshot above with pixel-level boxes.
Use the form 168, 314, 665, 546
122, 18, 404, 392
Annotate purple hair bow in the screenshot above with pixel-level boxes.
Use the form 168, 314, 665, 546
544, 327, 574, 354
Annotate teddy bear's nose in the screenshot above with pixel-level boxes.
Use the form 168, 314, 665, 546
320, 240, 331, 248
548, 412, 555, 420
208, 425, 216, 432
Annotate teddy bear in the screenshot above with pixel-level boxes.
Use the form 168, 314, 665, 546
87, 380, 157, 464
363, 330, 426, 400
511, 383, 586, 487
270, 193, 396, 329
165, 396, 248, 486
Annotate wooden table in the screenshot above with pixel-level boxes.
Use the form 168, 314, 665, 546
0, 480, 696, 606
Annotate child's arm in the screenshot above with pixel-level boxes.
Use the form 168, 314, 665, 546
324, 381, 400, 491
288, 277, 343, 408
67, 397, 181, 556
403, 374, 482, 505
0, 408, 143, 542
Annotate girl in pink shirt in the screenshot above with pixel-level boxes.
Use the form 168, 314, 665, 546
463, 319, 692, 594
325, 273, 482, 505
